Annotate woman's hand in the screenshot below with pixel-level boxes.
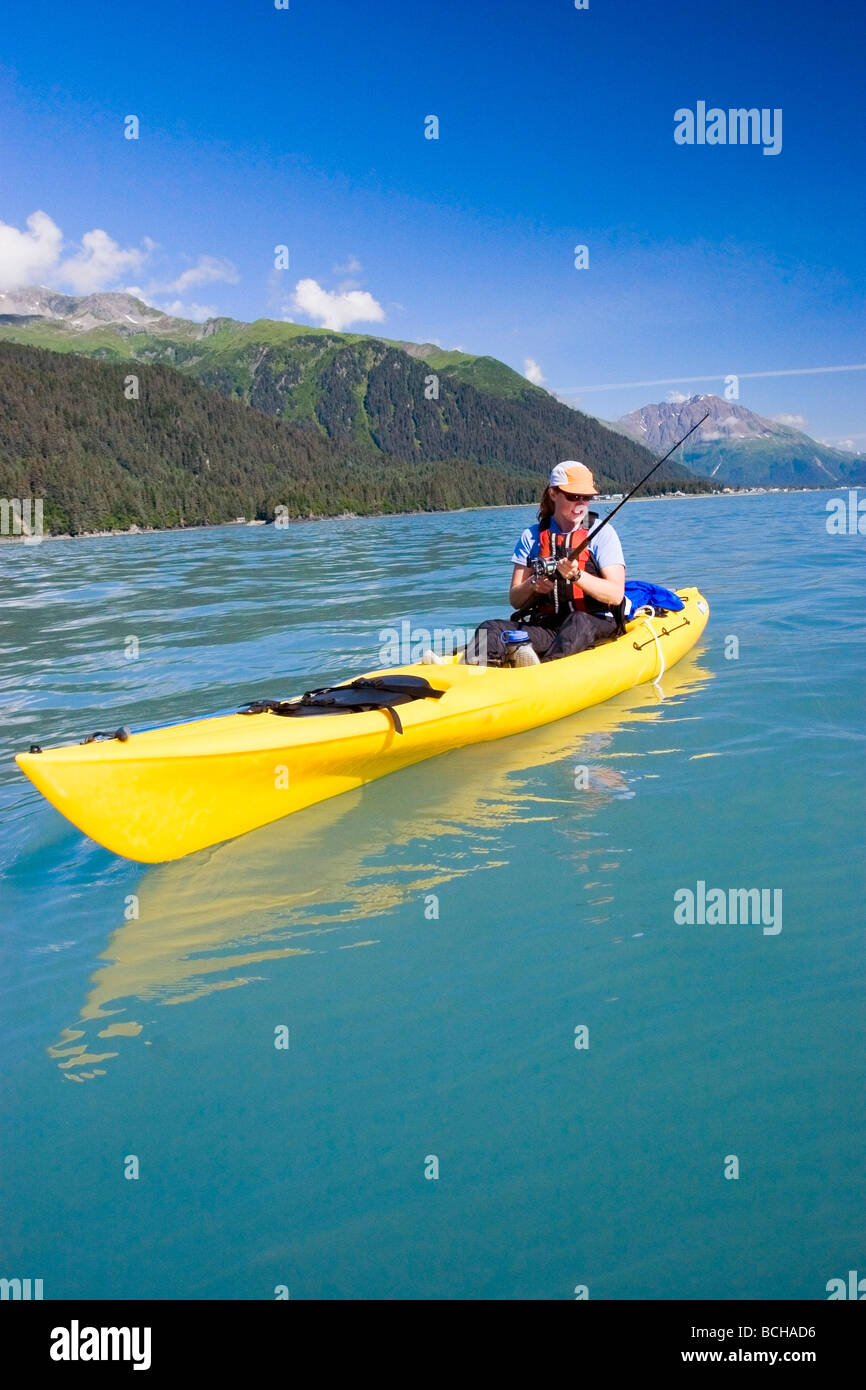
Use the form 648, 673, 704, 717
510, 562, 553, 609
557, 558, 581, 582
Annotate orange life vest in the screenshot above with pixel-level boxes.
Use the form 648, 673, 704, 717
535, 522, 606, 618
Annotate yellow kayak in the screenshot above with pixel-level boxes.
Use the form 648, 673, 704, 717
15, 588, 709, 863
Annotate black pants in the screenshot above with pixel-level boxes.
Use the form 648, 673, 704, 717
465, 610, 618, 665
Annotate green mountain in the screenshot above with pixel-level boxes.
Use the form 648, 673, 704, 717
0, 289, 706, 499
0, 342, 544, 535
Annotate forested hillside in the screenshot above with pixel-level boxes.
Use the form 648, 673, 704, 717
0, 343, 542, 534
0, 293, 710, 504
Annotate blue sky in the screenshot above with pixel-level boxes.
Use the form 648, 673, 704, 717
0, 0, 863, 444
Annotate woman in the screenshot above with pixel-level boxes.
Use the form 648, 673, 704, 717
464, 461, 626, 666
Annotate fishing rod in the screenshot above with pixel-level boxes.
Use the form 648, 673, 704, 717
571, 410, 710, 559
513, 411, 710, 618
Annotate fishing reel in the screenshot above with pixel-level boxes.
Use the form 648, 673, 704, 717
531, 556, 560, 582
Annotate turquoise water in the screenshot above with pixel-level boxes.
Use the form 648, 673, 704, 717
1, 493, 863, 1300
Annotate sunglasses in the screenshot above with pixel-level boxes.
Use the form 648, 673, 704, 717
556, 489, 595, 502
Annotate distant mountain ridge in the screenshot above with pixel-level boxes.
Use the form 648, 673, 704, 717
3, 292, 853, 492
0, 286, 190, 334
0, 287, 706, 496
615, 394, 865, 488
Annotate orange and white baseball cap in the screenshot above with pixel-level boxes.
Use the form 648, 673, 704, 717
549, 461, 596, 494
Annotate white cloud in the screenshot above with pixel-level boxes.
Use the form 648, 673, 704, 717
158, 256, 239, 294
160, 300, 219, 322
0, 212, 236, 311
772, 413, 808, 429
819, 432, 866, 452
333, 254, 362, 274
141, 256, 239, 317
289, 277, 385, 331
0, 211, 64, 289
666, 390, 690, 403
524, 357, 545, 385
58, 228, 151, 294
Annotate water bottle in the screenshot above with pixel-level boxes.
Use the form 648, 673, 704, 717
501, 630, 532, 666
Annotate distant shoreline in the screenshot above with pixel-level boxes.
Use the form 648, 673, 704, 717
0, 485, 843, 545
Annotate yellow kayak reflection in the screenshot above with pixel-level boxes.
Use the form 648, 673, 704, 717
48, 650, 712, 1080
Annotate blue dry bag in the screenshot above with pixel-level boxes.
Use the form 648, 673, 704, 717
624, 581, 684, 616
